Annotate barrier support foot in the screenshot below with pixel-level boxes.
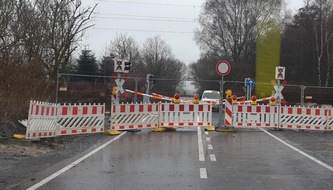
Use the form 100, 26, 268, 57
104, 130, 121, 135
205, 126, 216, 131
215, 126, 236, 132
151, 127, 166, 132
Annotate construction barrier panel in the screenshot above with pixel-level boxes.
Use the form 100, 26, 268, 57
110, 103, 212, 130
111, 103, 159, 130
26, 101, 58, 139
230, 104, 278, 128
159, 103, 212, 127
57, 103, 105, 135
279, 106, 333, 131
25, 101, 105, 139
225, 100, 333, 131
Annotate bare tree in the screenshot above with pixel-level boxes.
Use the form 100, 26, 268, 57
0, 0, 96, 122
141, 36, 186, 95
325, 13, 333, 86
141, 36, 185, 79
108, 34, 141, 60
194, 0, 283, 78
35, 0, 97, 79
106, 33, 142, 74
299, 0, 333, 86
311, 0, 333, 86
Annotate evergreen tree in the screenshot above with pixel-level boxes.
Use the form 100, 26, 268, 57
76, 50, 98, 81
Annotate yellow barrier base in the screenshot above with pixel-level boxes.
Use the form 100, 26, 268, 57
215, 126, 236, 132
151, 127, 166, 132
205, 126, 216, 131
104, 130, 121, 135
13, 134, 25, 139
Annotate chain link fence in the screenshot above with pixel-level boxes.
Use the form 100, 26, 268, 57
56, 73, 333, 112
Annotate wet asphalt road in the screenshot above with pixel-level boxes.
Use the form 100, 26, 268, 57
26, 113, 333, 190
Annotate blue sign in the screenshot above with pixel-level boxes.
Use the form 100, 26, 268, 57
247, 79, 255, 88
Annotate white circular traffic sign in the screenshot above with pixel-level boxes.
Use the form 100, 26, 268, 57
216, 60, 231, 76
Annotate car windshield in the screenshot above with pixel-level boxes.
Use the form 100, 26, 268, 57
202, 92, 220, 99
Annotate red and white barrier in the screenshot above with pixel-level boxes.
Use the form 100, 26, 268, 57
111, 103, 159, 130
224, 99, 333, 131
280, 106, 333, 131
57, 103, 105, 135
25, 101, 105, 139
230, 104, 278, 128
110, 103, 212, 130
26, 101, 58, 139
159, 103, 211, 127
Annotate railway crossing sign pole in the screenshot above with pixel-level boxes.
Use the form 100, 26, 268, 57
275, 66, 286, 130
216, 60, 231, 129
114, 59, 131, 104
275, 66, 285, 106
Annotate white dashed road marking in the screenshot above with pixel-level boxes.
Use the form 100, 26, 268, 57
200, 168, 208, 179
210, 154, 217, 161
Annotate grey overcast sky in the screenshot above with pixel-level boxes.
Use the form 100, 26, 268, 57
80, 0, 304, 64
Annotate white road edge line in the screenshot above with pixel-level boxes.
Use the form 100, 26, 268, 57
200, 168, 208, 178
27, 132, 128, 190
197, 127, 205, 161
260, 128, 333, 172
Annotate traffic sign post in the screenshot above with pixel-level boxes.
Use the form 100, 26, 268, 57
245, 78, 255, 101
215, 60, 232, 130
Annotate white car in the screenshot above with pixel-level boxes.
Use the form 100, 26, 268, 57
201, 90, 220, 111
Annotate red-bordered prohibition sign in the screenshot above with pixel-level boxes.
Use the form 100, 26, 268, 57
216, 60, 231, 76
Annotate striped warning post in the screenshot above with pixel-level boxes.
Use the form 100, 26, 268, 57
56, 103, 105, 135
26, 101, 58, 139
224, 99, 233, 126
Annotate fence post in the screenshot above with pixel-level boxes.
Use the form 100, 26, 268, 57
300, 85, 306, 107
134, 77, 139, 103
56, 73, 60, 104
